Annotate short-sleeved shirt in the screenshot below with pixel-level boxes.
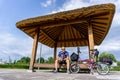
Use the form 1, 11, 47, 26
58, 51, 69, 60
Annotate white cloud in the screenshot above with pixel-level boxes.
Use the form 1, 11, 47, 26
95, 38, 120, 52
112, 12, 120, 27
0, 32, 55, 61
95, 37, 120, 60
60, 0, 89, 11
0, 33, 33, 57
89, 0, 116, 4
51, 0, 89, 13
41, 0, 56, 7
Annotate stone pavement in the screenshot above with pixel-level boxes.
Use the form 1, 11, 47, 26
0, 69, 120, 80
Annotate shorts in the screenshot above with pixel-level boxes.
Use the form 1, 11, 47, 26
59, 60, 66, 64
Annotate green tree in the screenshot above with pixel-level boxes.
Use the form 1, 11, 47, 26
9, 56, 12, 64
46, 57, 54, 64
99, 52, 117, 62
37, 57, 45, 63
17, 57, 30, 64
117, 61, 120, 66
13, 60, 17, 64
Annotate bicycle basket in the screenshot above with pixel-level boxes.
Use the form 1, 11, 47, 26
70, 52, 79, 61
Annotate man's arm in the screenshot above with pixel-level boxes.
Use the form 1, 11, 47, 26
57, 52, 62, 61
64, 56, 69, 60
57, 56, 62, 61
64, 52, 69, 60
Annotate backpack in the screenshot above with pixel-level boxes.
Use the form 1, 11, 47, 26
70, 52, 79, 61
93, 49, 99, 57
99, 57, 113, 65
107, 58, 113, 65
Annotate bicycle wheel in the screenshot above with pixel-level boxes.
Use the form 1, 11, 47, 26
70, 62, 80, 73
97, 63, 109, 75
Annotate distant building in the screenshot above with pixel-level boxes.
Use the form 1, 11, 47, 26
0, 59, 4, 64
111, 62, 117, 67
0, 61, 4, 64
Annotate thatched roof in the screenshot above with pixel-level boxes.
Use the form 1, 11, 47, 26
16, 3, 115, 48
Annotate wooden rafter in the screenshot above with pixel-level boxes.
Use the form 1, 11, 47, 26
40, 30, 55, 43
40, 19, 87, 29
57, 38, 87, 42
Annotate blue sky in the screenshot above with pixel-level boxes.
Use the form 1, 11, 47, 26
0, 0, 120, 62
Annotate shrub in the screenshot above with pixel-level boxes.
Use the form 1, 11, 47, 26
0, 64, 29, 69
111, 66, 120, 71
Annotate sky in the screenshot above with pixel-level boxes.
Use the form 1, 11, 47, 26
0, 0, 120, 62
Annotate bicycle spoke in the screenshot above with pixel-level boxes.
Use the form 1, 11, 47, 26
70, 62, 80, 73
97, 63, 109, 75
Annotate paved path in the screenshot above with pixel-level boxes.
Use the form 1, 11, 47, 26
0, 69, 120, 80
95, 71, 120, 80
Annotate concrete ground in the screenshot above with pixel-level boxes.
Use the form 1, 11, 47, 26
0, 69, 120, 80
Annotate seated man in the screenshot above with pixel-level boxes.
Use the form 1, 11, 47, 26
54, 47, 70, 73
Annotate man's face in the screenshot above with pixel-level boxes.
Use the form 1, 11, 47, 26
61, 47, 65, 52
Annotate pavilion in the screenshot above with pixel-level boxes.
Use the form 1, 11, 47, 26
16, 3, 115, 71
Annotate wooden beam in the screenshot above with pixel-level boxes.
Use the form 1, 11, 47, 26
88, 22, 94, 59
57, 38, 87, 42
54, 43, 57, 63
40, 19, 87, 29
18, 19, 87, 30
40, 30, 55, 43
29, 28, 40, 71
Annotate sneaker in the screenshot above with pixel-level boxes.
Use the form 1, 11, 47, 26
54, 70, 58, 73
90, 72, 94, 75
67, 70, 71, 74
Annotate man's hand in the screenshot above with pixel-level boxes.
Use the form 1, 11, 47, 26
58, 57, 62, 61
64, 57, 69, 60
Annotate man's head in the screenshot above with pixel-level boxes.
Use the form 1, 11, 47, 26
61, 47, 65, 52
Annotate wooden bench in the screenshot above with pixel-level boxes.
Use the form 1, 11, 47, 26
34, 63, 89, 69
34, 63, 54, 68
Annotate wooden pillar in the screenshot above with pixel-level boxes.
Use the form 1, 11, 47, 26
88, 22, 94, 60
54, 43, 57, 63
29, 28, 40, 71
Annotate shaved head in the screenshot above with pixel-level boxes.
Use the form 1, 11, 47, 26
61, 47, 65, 52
